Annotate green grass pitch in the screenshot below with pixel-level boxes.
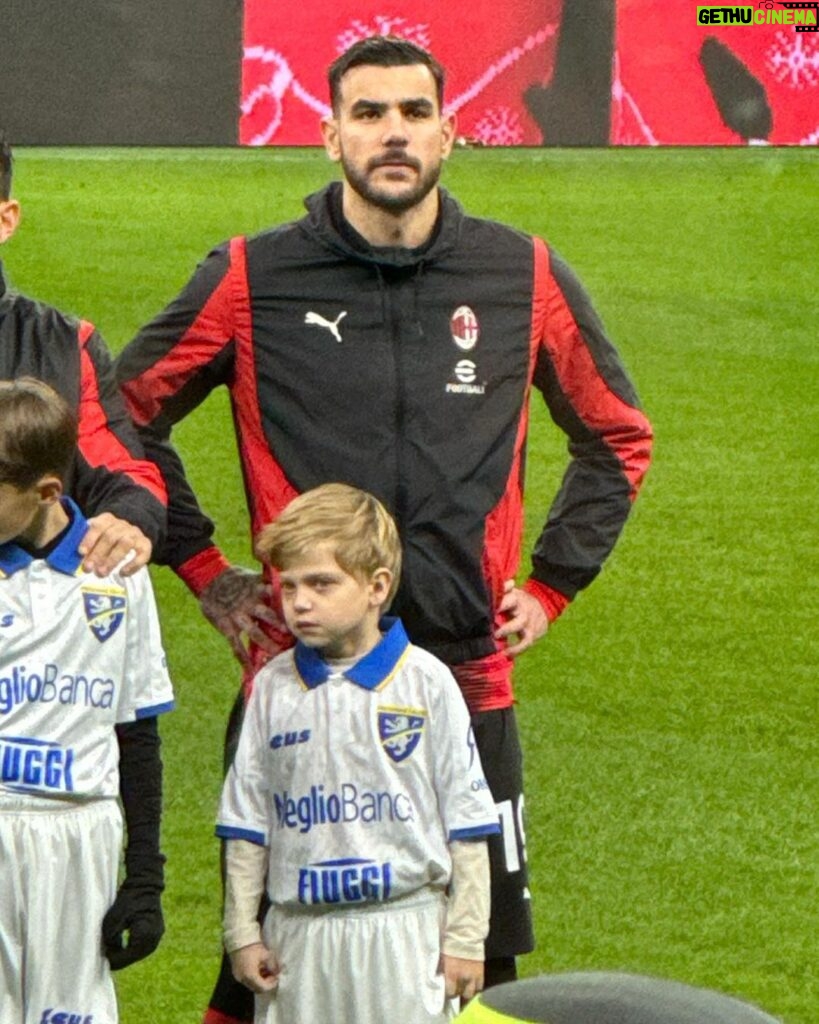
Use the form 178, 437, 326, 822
5, 146, 817, 1023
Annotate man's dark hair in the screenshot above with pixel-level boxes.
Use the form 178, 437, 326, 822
0, 378, 77, 489
328, 35, 445, 112
0, 131, 12, 201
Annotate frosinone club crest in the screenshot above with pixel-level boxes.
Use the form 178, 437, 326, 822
378, 706, 426, 763
82, 586, 127, 642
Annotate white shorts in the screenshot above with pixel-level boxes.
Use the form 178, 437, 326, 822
255, 891, 458, 1024
0, 794, 122, 1024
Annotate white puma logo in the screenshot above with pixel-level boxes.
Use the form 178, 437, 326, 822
304, 310, 347, 343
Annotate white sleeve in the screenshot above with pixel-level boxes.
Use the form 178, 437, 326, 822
429, 664, 499, 840
116, 567, 174, 723
216, 670, 271, 846
223, 838, 268, 953
443, 839, 491, 961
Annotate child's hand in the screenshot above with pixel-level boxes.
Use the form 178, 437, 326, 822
102, 878, 164, 970
229, 942, 280, 993
442, 954, 484, 1001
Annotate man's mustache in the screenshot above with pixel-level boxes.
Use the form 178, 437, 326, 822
368, 151, 421, 171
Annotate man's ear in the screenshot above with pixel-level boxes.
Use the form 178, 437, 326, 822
440, 110, 457, 160
321, 115, 342, 162
35, 474, 63, 506
0, 199, 21, 243
369, 567, 394, 608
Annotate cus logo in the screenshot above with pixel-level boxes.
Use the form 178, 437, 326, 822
270, 729, 311, 750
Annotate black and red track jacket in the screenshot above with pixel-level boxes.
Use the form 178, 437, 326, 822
0, 263, 167, 547
116, 184, 652, 708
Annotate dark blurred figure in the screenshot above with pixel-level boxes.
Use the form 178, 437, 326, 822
700, 36, 773, 143
525, 0, 616, 145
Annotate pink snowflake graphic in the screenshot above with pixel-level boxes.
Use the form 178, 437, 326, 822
337, 17, 432, 53
766, 31, 819, 89
610, 56, 660, 146
472, 107, 524, 146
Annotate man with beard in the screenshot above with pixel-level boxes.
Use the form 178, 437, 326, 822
116, 36, 653, 1024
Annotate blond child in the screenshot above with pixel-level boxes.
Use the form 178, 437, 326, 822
216, 483, 499, 1024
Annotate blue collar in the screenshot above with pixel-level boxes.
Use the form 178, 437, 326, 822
294, 617, 411, 691
0, 498, 87, 577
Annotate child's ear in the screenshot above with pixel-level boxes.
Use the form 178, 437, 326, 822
369, 568, 393, 607
35, 475, 63, 505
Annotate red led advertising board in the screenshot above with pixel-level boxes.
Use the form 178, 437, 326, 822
240, 1, 818, 145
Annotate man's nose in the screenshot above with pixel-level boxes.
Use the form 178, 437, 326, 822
381, 110, 410, 145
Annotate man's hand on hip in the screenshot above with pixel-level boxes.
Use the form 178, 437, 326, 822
495, 579, 549, 657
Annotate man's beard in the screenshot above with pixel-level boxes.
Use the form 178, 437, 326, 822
341, 150, 442, 215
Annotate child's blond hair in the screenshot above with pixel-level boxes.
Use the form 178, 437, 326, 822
256, 483, 402, 604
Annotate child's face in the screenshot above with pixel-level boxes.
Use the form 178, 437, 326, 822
278, 542, 390, 660
0, 481, 41, 545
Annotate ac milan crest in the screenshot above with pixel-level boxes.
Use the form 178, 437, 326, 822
450, 305, 480, 351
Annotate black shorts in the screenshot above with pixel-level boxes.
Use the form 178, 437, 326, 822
471, 705, 535, 958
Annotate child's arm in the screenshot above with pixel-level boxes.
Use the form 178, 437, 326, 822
224, 838, 279, 993
103, 717, 166, 969
442, 839, 491, 1000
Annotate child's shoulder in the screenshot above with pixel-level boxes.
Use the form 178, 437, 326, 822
80, 564, 152, 603
400, 642, 459, 694
251, 646, 300, 691
403, 641, 448, 674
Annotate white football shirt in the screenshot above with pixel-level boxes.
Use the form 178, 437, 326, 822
217, 618, 499, 908
0, 500, 174, 800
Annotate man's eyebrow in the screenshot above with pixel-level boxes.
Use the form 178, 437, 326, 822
349, 97, 435, 114
350, 99, 387, 115
402, 97, 434, 111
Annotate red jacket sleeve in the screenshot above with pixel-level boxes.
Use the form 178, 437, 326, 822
72, 321, 168, 551
115, 241, 240, 591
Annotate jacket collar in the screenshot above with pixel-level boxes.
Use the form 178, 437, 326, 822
294, 616, 410, 691
0, 497, 87, 577
302, 181, 463, 268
